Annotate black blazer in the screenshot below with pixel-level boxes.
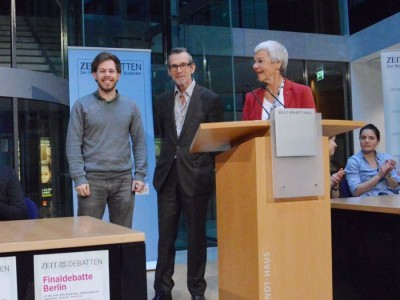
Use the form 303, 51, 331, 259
153, 83, 223, 197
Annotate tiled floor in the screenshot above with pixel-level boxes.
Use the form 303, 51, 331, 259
146, 247, 219, 300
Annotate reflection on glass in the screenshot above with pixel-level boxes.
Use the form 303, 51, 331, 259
40, 137, 53, 210
348, 0, 400, 34
0, 97, 13, 166
13, 0, 62, 75
18, 99, 71, 218
307, 60, 349, 168
177, 0, 341, 34
40, 137, 52, 183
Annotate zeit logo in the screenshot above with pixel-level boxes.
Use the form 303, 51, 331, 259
79, 61, 143, 71
80, 62, 91, 70
386, 56, 400, 64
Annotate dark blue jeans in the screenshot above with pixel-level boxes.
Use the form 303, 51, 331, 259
78, 176, 134, 228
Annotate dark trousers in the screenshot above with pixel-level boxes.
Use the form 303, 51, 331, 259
154, 162, 210, 296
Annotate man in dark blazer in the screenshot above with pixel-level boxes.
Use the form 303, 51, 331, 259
152, 47, 223, 300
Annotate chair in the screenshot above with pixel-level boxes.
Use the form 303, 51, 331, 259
24, 197, 39, 219
339, 178, 352, 198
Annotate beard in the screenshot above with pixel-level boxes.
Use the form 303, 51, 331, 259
174, 76, 192, 90
97, 79, 118, 93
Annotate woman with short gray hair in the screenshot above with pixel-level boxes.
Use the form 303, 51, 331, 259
243, 40, 316, 120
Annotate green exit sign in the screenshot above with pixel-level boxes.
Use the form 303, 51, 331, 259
316, 70, 324, 81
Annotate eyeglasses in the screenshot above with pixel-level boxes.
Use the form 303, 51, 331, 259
168, 63, 192, 72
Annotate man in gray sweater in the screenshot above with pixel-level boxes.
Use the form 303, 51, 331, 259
66, 51, 147, 228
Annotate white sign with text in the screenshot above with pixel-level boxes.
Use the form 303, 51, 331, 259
34, 250, 109, 300
0, 256, 18, 300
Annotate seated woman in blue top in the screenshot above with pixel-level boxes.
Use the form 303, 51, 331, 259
345, 124, 400, 197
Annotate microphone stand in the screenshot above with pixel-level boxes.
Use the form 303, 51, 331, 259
246, 83, 270, 119
256, 80, 286, 108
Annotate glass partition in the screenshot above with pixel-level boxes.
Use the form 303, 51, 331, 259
0, 97, 14, 166
177, 0, 342, 34
0, 5, 11, 68
170, 2, 235, 249
0, 96, 71, 218
18, 99, 72, 218
82, 0, 153, 50
0, 0, 62, 75
264, 0, 341, 34
16, 0, 62, 76
307, 60, 350, 169
348, 0, 400, 34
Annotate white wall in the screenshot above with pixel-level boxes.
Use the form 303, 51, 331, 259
350, 59, 386, 153
347, 13, 400, 154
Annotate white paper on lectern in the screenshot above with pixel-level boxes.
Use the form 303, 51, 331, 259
34, 250, 109, 300
274, 109, 316, 157
0, 256, 18, 300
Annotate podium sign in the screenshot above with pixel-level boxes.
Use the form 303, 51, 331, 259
271, 109, 324, 198
273, 109, 317, 157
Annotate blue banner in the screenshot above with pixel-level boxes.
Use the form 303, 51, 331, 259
381, 50, 400, 173
68, 47, 158, 263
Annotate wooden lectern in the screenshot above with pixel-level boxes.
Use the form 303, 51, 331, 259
190, 119, 365, 300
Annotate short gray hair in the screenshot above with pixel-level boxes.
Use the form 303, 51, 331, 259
168, 47, 194, 64
254, 40, 288, 76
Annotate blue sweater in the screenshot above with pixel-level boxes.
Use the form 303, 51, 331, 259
66, 91, 147, 187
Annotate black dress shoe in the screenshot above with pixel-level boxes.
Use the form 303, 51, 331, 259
192, 296, 205, 300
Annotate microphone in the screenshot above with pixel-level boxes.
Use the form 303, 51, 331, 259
246, 83, 270, 119
256, 80, 286, 108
